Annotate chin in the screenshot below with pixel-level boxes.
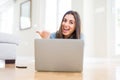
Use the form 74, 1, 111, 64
62, 33, 70, 36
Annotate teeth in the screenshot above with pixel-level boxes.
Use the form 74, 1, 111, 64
64, 28, 69, 30
64, 29, 68, 31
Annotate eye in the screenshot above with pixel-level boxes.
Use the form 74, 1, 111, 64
70, 20, 74, 24
63, 18, 67, 22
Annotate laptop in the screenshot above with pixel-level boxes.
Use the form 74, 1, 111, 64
34, 39, 84, 72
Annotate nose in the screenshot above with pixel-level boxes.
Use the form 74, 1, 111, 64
64, 22, 69, 28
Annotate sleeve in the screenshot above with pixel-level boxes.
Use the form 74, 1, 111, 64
50, 32, 56, 39
80, 33, 84, 40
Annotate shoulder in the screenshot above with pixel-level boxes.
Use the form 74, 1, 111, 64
80, 33, 84, 40
50, 32, 84, 39
50, 32, 56, 39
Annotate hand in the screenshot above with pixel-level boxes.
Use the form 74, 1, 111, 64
36, 30, 50, 39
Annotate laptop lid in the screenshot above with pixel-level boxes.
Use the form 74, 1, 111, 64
34, 39, 84, 72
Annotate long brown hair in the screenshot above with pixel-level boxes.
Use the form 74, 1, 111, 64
56, 10, 81, 39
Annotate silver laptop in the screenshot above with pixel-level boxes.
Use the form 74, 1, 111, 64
34, 39, 84, 72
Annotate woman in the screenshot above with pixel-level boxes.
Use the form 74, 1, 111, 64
36, 10, 83, 39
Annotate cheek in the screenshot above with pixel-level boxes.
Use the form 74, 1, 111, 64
62, 22, 65, 27
70, 25, 75, 31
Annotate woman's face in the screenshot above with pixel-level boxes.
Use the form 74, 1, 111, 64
61, 14, 76, 38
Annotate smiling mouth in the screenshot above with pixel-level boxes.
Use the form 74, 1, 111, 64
62, 28, 70, 33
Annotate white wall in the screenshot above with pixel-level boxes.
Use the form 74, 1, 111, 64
94, 0, 108, 57
107, 0, 116, 57
83, 0, 113, 58
84, 0, 112, 58
13, 0, 112, 59
83, 0, 95, 57
14, 0, 45, 60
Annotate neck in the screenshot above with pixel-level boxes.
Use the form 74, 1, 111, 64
64, 35, 71, 39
